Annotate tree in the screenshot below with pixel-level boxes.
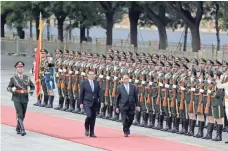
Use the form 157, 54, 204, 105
167, 2, 204, 52
1, 1, 14, 37
98, 1, 125, 45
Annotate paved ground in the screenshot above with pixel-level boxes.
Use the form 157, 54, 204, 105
1, 55, 228, 151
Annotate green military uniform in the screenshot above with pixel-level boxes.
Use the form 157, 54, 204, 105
54, 49, 64, 110
7, 61, 35, 136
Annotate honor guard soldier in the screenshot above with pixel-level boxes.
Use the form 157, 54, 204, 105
39, 49, 49, 107
60, 50, 70, 111
54, 49, 64, 110
7, 61, 35, 136
45, 53, 55, 108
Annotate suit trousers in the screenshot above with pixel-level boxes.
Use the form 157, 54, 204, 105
84, 104, 97, 134
120, 107, 135, 133
14, 101, 28, 120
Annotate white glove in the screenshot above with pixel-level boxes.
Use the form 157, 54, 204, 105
114, 76, 118, 80
207, 79, 211, 84
75, 71, 79, 74
135, 80, 139, 84
114, 66, 117, 71
191, 88, 196, 92
56, 73, 59, 77
172, 85, 177, 88
191, 77, 194, 82
63, 69, 67, 73
69, 70, 73, 74
200, 89, 204, 93
106, 67, 109, 71
12, 87, 16, 92
106, 76, 110, 80
58, 69, 63, 72
129, 79, 132, 82
99, 74, 104, 78
199, 79, 202, 83
159, 82, 163, 87
181, 87, 185, 91
165, 84, 169, 88
121, 69, 123, 73
149, 82, 153, 85
81, 72, 85, 76
142, 81, 146, 85
207, 90, 212, 94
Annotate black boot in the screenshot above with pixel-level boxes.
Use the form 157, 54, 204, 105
54, 97, 64, 110
187, 120, 196, 136
97, 105, 106, 118
66, 98, 75, 112
212, 124, 223, 141
147, 113, 154, 128
133, 111, 141, 126
140, 113, 148, 127
34, 94, 42, 106
170, 118, 180, 133
16, 121, 20, 134
202, 123, 214, 140
72, 99, 80, 113
18, 119, 26, 136
40, 95, 49, 107
156, 114, 164, 130
46, 96, 54, 108
162, 116, 172, 131
195, 121, 205, 138
105, 105, 113, 120
61, 98, 70, 111
177, 119, 188, 135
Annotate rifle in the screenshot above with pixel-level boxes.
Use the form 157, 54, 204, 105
112, 67, 118, 97
162, 77, 169, 107
188, 80, 195, 113
61, 62, 67, 89
179, 79, 185, 111
140, 73, 146, 103
170, 76, 177, 108
67, 63, 73, 90
73, 65, 79, 93
56, 61, 62, 88
197, 82, 204, 114
205, 82, 213, 114
105, 66, 110, 97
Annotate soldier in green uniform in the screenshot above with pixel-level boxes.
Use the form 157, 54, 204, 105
7, 61, 35, 136
39, 49, 49, 107
212, 71, 225, 141
54, 49, 64, 110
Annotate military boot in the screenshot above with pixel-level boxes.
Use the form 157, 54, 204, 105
133, 110, 141, 126
72, 100, 80, 113
46, 95, 54, 108
223, 115, 228, 132
212, 124, 223, 141
202, 123, 214, 140
177, 119, 189, 135
97, 106, 106, 118
162, 116, 172, 131
66, 98, 75, 112
147, 113, 154, 128
61, 98, 70, 111
34, 94, 42, 106
111, 112, 119, 121
40, 95, 49, 107
18, 119, 26, 136
139, 112, 148, 127
16, 121, 20, 134
54, 97, 64, 110
104, 105, 113, 120
187, 120, 196, 136
170, 117, 180, 133
194, 121, 205, 138
155, 114, 164, 130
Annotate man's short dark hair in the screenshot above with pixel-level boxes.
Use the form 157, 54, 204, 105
87, 69, 94, 74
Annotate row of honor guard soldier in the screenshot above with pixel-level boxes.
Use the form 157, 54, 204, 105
33, 48, 228, 143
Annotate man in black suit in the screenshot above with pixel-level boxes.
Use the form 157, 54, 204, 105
80, 69, 100, 137
116, 74, 140, 137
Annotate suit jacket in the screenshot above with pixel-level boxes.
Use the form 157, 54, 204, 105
7, 75, 35, 103
80, 79, 100, 107
116, 83, 139, 110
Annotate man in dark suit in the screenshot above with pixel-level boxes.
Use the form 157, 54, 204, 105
80, 69, 100, 137
116, 74, 140, 137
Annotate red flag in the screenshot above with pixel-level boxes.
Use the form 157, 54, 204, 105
34, 15, 43, 96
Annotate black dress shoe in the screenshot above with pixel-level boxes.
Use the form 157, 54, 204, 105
225, 141, 228, 144
20, 130, 26, 136
85, 130, 89, 136
124, 133, 128, 137
90, 134, 97, 138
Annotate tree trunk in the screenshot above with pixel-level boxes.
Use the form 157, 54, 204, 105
30, 20, 33, 39
35, 18, 39, 40
69, 20, 72, 41
129, 9, 140, 48
1, 16, 5, 37
87, 28, 89, 37
106, 12, 114, 46
80, 26, 86, 43
47, 19, 50, 41
190, 26, 201, 52
183, 25, 188, 51
57, 18, 64, 42
16, 27, 25, 39
215, 3, 220, 51
157, 24, 168, 49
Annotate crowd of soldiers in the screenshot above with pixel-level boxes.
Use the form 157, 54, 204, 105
33, 48, 228, 143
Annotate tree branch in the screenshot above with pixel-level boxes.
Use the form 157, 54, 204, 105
195, 1, 203, 25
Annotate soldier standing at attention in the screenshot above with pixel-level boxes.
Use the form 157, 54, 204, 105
7, 61, 35, 136
45, 53, 55, 108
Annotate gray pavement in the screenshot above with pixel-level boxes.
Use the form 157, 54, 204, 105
1, 55, 228, 151
1, 125, 106, 151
